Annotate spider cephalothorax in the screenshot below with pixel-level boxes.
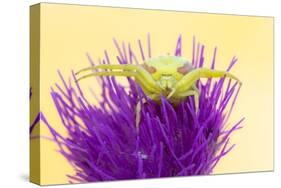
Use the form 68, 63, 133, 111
76, 55, 241, 128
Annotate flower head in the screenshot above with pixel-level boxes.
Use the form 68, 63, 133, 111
43, 34, 243, 183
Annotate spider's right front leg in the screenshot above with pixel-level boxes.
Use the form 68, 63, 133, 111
76, 64, 161, 95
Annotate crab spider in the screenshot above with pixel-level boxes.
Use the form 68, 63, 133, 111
76, 55, 242, 129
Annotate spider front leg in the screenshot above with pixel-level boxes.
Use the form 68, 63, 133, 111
76, 64, 161, 94
172, 68, 242, 94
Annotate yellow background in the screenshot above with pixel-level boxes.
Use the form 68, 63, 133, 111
30, 3, 274, 185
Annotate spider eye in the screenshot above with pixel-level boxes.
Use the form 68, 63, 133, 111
142, 64, 156, 74
177, 63, 193, 75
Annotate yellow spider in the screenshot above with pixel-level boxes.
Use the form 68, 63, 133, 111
76, 55, 242, 129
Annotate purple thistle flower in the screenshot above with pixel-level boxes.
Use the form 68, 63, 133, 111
42, 34, 243, 183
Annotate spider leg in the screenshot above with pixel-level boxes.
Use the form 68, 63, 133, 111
76, 64, 140, 75
135, 92, 161, 131
192, 84, 199, 94
76, 64, 156, 88
77, 70, 159, 96
76, 64, 161, 94
173, 68, 242, 94
136, 100, 141, 131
